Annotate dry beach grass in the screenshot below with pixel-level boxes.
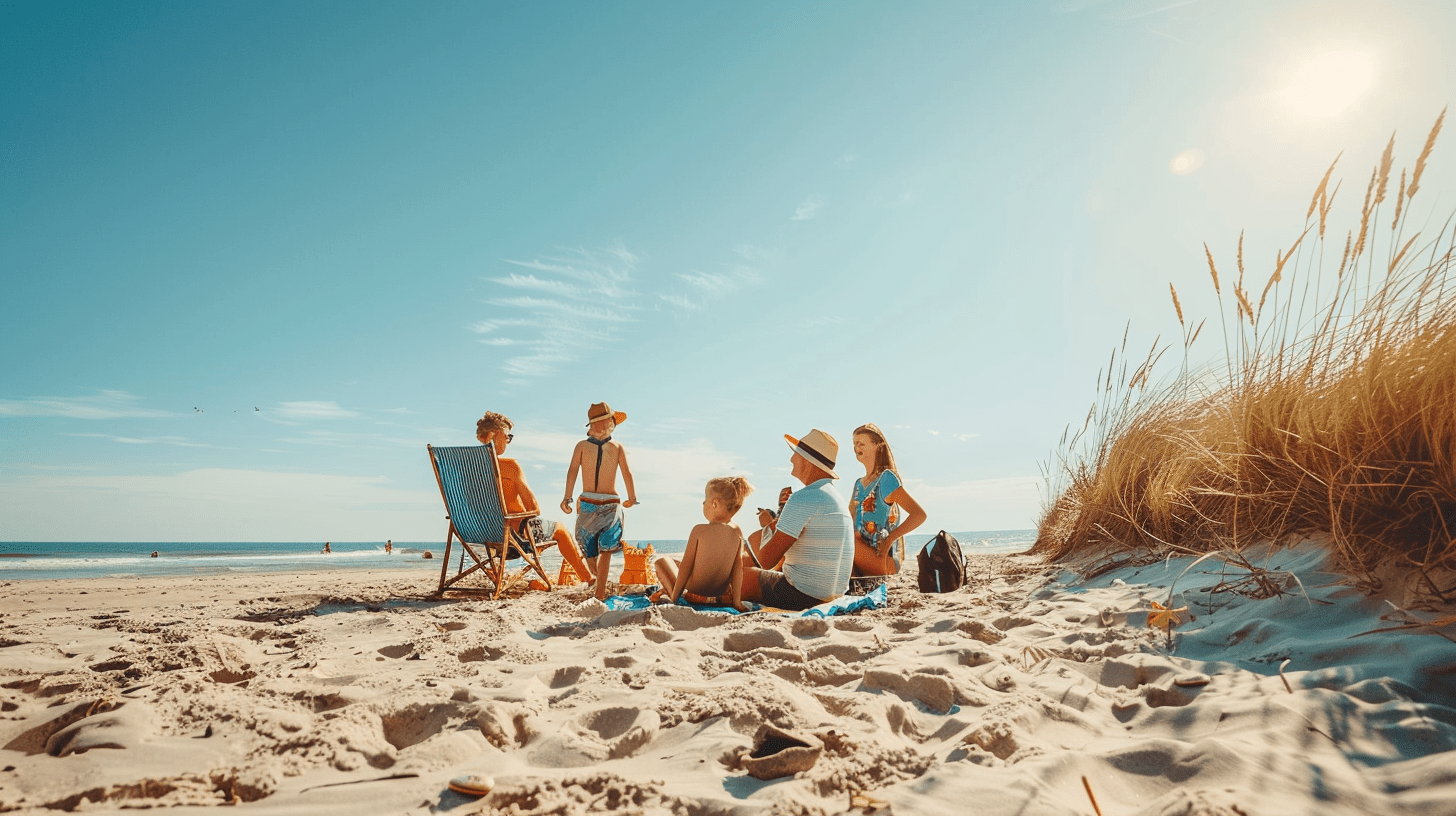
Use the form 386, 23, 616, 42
1036, 110, 1456, 604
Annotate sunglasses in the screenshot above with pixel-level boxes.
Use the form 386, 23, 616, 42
504, 433, 514, 442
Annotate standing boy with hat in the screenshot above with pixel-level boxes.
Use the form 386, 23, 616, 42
562, 402, 639, 600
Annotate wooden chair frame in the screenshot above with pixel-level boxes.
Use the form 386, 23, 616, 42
427, 444, 555, 598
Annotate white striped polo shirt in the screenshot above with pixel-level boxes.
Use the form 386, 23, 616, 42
776, 477, 853, 601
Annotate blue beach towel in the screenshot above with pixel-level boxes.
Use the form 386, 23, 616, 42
602, 583, 887, 617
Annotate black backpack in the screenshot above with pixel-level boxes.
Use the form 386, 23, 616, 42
916, 531, 966, 593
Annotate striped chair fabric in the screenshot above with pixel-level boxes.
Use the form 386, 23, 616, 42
429, 445, 506, 546
427, 443, 553, 597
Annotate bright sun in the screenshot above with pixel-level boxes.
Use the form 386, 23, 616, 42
1280, 50, 1376, 117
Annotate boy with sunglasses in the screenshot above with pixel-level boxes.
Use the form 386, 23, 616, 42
475, 412, 595, 585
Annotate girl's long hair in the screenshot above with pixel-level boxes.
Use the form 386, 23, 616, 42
853, 423, 898, 478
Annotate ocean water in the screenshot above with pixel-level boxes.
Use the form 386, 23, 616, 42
0, 530, 1035, 582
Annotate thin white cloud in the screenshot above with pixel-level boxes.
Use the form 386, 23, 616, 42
658, 293, 700, 311
490, 272, 610, 301
468, 318, 536, 334
660, 265, 764, 312
501, 351, 577, 378
274, 401, 359, 420
490, 296, 634, 322
733, 244, 780, 263
677, 270, 736, 295
67, 432, 209, 447
0, 390, 175, 419
792, 195, 826, 221
478, 246, 646, 379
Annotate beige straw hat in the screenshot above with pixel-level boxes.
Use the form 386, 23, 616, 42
784, 429, 839, 479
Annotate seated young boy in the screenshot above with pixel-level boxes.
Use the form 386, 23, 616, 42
652, 477, 753, 612
475, 412, 595, 584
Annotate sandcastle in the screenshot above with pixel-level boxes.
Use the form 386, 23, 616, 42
556, 561, 583, 586
618, 542, 656, 585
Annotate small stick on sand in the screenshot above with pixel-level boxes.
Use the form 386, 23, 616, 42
1279, 659, 1293, 693
1081, 775, 1104, 816
299, 773, 420, 793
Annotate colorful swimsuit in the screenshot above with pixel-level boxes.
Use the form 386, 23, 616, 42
852, 470, 904, 568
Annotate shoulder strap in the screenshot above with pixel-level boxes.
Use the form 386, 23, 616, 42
587, 436, 612, 484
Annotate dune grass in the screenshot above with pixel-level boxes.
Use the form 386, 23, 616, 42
1034, 110, 1456, 601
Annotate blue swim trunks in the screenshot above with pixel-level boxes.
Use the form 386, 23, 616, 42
575, 492, 624, 558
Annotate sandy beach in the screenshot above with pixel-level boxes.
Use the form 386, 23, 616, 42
2, 545, 1454, 815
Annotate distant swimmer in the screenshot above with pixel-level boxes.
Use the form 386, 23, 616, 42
385, 540, 393, 554
151, 551, 159, 558
323, 542, 331, 554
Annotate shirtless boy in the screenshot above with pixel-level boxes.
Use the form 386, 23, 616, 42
652, 477, 752, 612
561, 402, 638, 600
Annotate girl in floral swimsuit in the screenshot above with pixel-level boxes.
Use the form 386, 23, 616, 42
850, 423, 927, 576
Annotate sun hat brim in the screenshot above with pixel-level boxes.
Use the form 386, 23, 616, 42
784, 434, 839, 479
585, 410, 627, 427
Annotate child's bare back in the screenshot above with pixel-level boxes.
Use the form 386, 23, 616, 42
653, 476, 753, 610
679, 522, 745, 598
565, 436, 632, 498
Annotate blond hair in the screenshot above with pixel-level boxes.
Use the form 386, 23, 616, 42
853, 423, 898, 477
706, 476, 754, 515
476, 412, 512, 438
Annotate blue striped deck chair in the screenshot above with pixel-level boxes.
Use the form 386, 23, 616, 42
427, 444, 555, 598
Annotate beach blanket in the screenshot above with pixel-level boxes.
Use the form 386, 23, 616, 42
602, 583, 887, 617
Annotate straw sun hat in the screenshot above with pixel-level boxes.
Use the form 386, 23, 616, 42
586, 402, 627, 427
784, 429, 839, 479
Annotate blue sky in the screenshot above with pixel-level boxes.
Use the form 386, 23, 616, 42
4, 0, 1454, 542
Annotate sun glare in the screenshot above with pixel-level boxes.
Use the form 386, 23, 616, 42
1280, 50, 1375, 118
1169, 148, 1205, 176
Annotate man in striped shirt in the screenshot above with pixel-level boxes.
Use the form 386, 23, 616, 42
741, 429, 854, 610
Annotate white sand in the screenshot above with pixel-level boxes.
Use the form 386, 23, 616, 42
2, 544, 1454, 815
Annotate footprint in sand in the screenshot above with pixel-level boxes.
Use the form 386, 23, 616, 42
862, 669, 958, 715
45, 701, 156, 757
527, 706, 660, 767
722, 628, 789, 652
542, 665, 587, 689
379, 701, 467, 751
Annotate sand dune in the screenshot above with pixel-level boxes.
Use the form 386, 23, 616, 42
2, 545, 1453, 815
